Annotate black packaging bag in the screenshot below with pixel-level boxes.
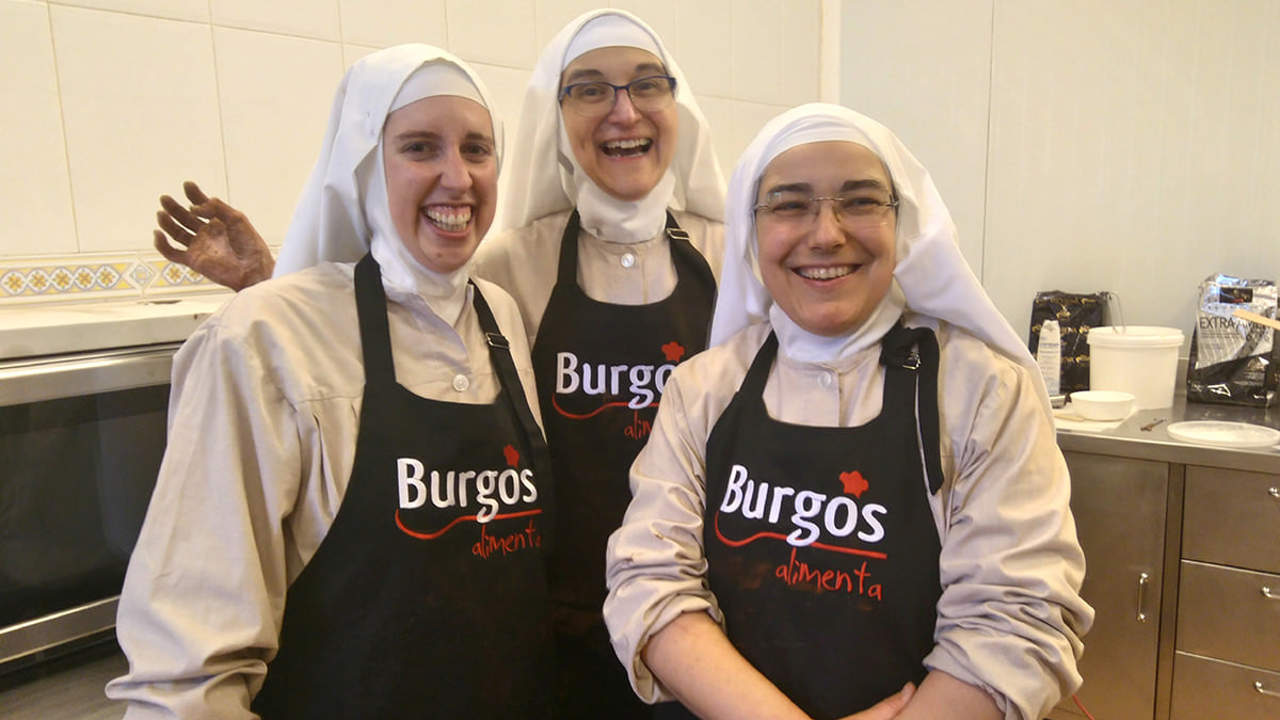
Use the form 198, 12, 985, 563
1186, 274, 1278, 407
1028, 291, 1108, 392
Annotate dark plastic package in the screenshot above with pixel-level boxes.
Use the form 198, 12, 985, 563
1029, 291, 1108, 393
1186, 274, 1278, 407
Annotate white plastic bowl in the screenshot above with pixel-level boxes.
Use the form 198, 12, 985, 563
1070, 390, 1135, 421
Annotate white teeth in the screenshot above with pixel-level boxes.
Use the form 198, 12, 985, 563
796, 265, 855, 280
601, 138, 652, 155
424, 206, 472, 232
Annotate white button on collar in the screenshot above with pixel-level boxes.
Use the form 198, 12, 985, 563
452, 374, 470, 392
620, 252, 636, 268
819, 371, 834, 389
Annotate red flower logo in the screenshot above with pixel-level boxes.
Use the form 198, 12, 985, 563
503, 444, 520, 467
661, 341, 686, 363
839, 470, 869, 498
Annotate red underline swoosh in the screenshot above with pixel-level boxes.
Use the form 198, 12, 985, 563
551, 394, 656, 419
713, 511, 789, 546
713, 512, 888, 560
395, 507, 543, 540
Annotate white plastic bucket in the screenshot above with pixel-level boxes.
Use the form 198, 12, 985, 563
1087, 326, 1185, 409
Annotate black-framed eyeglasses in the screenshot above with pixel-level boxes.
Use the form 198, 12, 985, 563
559, 75, 677, 117
753, 190, 899, 231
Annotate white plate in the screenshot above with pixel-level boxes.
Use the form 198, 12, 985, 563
1165, 421, 1280, 449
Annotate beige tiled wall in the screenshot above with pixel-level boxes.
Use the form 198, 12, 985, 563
0, 0, 821, 303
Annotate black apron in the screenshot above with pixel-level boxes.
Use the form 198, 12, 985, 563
531, 210, 716, 718
252, 254, 556, 719
661, 323, 944, 720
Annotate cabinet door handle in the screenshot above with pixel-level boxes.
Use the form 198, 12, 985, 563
1270, 486, 1280, 500
1257, 681, 1280, 699
1136, 572, 1150, 623
1264, 586, 1280, 600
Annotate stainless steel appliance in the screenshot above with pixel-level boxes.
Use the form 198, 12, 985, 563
0, 342, 176, 668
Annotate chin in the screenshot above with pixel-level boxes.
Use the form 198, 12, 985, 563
602, 184, 650, 201
414, 242, 475, 275
794, 310, 871, 338
590, 167, 662, 202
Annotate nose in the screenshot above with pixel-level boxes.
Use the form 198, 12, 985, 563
605, 88, 642, 124
439, 148, 473, 191
810, 200, 846, 250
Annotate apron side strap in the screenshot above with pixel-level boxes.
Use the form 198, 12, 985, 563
353, 253, 398, 385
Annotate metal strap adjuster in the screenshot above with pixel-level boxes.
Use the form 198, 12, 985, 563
902, 348, 921, 371
666, 227, 690, 242
485, 332, 510, 349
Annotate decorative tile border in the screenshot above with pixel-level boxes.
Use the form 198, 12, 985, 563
0, 250, 243, 305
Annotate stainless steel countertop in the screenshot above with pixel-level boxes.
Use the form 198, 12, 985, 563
1056, 393, 1280, 474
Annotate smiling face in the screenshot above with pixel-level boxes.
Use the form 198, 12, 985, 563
755, 141, 897, 337
382, 95, 497, 274
559, 46, 678, 201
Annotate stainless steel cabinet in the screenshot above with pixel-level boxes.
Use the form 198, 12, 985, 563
1047, 403, 1280, 720
1048, 451, 1170, 720
1169, 466, 1280, 719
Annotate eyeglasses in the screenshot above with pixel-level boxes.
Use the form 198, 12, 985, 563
559, 75, 678, 118
753, 190, 898, 232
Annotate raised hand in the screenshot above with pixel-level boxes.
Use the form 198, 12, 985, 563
154, 181, 274, 291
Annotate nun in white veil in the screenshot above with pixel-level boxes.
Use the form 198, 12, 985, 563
139, 12, 728, 715
108, 45, 558, 719
471, 9, 730, 717
604, 103, 1092, 720
476, 7, 726, 340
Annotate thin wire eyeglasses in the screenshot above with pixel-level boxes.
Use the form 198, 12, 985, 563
753, 192, 899, 231
558, 75, 678, 117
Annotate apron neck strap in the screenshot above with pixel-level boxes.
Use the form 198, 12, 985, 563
739, 332, 780, 401
880, 323, 944, 494
470, 284, 556, 520
556, 208, 687, 286
355, 253, 397, 385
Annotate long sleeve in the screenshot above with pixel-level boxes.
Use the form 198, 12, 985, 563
106, 317, 303, 720
923, 331, 1092, 720
603, 366, 729, 703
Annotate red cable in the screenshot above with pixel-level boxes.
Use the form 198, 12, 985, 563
1071, 693, 1098, 720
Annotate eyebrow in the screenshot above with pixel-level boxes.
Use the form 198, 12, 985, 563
761, 178, 893, 196
390, 130, 494, 144
840, 179, 892, 193
761, 182, 813, 196
391, 130, 441, 143
562, 62, 669, 85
